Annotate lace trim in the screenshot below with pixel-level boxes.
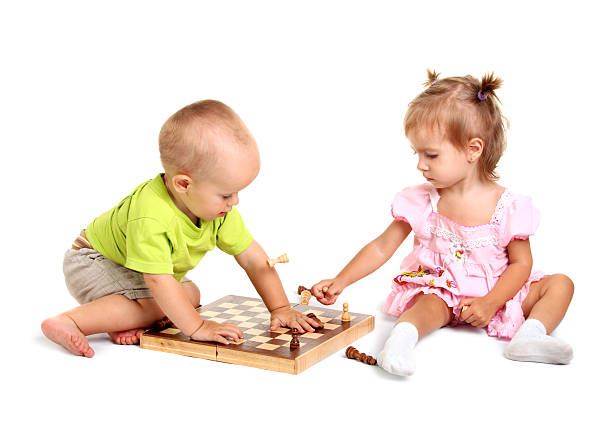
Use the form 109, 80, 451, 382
426, 224, 499, 250
427, 184, 513, 227
490, 190, 513, 225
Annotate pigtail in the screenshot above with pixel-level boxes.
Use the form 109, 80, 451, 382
478, 72, 503, 102
423, 69, 440, 87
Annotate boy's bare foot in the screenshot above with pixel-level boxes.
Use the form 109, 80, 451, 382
108, 329, 145, 345
41, 315, 95, 358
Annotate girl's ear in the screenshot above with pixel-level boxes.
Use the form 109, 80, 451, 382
466, 137, 484, 162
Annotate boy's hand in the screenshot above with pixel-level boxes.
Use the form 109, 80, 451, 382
311, 278, 345, 305
190, 320, 244, 345
270, 306, 320, 334
458, 296, 501, 328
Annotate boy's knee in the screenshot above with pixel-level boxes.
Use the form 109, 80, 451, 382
183, 282, 201, 307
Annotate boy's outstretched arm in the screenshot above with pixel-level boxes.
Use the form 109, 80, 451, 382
234, 240, 319, 333
312, 219, 412, 305
144, 273, 242, 344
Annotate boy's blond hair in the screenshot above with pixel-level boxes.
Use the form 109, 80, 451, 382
404, 70, 506, 181
159, 100, 254, 179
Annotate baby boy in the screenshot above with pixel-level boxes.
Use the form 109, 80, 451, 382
42, 100, 319, 357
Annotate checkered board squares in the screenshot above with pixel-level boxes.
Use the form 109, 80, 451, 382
140, 295, 375, 374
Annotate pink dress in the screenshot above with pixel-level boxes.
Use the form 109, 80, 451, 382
383, 184, 546, 340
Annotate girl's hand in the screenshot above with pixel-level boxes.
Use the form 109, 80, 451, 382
311, 278, 345, 305
458, 296, 501, 328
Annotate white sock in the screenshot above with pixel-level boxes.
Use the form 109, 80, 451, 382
504, 319, 573, 364
377, 322, 418, 376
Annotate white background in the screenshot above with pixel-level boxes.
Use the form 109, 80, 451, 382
1, 1, 609, 420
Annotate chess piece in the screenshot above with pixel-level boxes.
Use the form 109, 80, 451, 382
300, 289, 312, 305
267, 253, 289, 267
290, 328, 300, 350
341, 303, 350, 322
150, 316, 173, 331
298, 286, 312, 305
306, 312, 323, 330
345, 346, 377, 365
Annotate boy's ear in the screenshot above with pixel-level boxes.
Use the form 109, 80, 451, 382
172, 174, 193, 193
466, 137, 484, 160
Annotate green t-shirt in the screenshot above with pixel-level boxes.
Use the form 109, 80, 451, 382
86, 174, 253, 281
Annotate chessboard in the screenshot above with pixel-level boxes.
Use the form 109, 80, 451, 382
140, 295, 375, 374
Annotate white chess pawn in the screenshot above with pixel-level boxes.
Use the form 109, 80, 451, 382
341, 303, 350, 322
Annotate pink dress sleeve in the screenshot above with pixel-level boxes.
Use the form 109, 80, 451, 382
391, 184, 432, 234
499, 194, 541, 246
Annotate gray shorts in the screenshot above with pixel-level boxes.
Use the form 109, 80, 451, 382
63, 248, 190, 304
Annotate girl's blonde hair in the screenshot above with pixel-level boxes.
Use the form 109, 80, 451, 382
404, 70, 506, 181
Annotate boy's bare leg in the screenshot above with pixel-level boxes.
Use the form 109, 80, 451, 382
378, 293, 453, 375
42, 281, 200, 356
40, 313, 96, 357
108, 281, 200, 345
42, 294, 165, 357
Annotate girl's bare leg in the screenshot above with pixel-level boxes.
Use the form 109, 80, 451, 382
504, 274, 574, 364
396, 292, 454, 338
378, 293, 453, 376
519, 274, 574, 333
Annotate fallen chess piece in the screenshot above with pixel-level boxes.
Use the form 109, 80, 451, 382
298, 285, 312, 305
150, 316, 173, 331
345, 346, 377, 365
268, 253, 289, 267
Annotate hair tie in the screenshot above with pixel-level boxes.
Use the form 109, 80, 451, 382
477, 90, 488, 101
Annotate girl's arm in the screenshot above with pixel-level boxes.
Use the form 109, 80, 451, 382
312, 219, 412, 305
459, 238, 533, 327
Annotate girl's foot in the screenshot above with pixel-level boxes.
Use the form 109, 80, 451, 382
41, 314, 95, 358
108, 329, 145, 345
377, 322, 418, 376
504, 319, 573, 364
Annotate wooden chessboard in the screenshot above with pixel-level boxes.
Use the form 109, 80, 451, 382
140, 295, 375, 374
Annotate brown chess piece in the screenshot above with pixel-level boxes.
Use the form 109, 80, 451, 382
290, 328, 300, 350
150, 316, 173, 331
306, 312, 323, 330
345, 346, 377, 365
